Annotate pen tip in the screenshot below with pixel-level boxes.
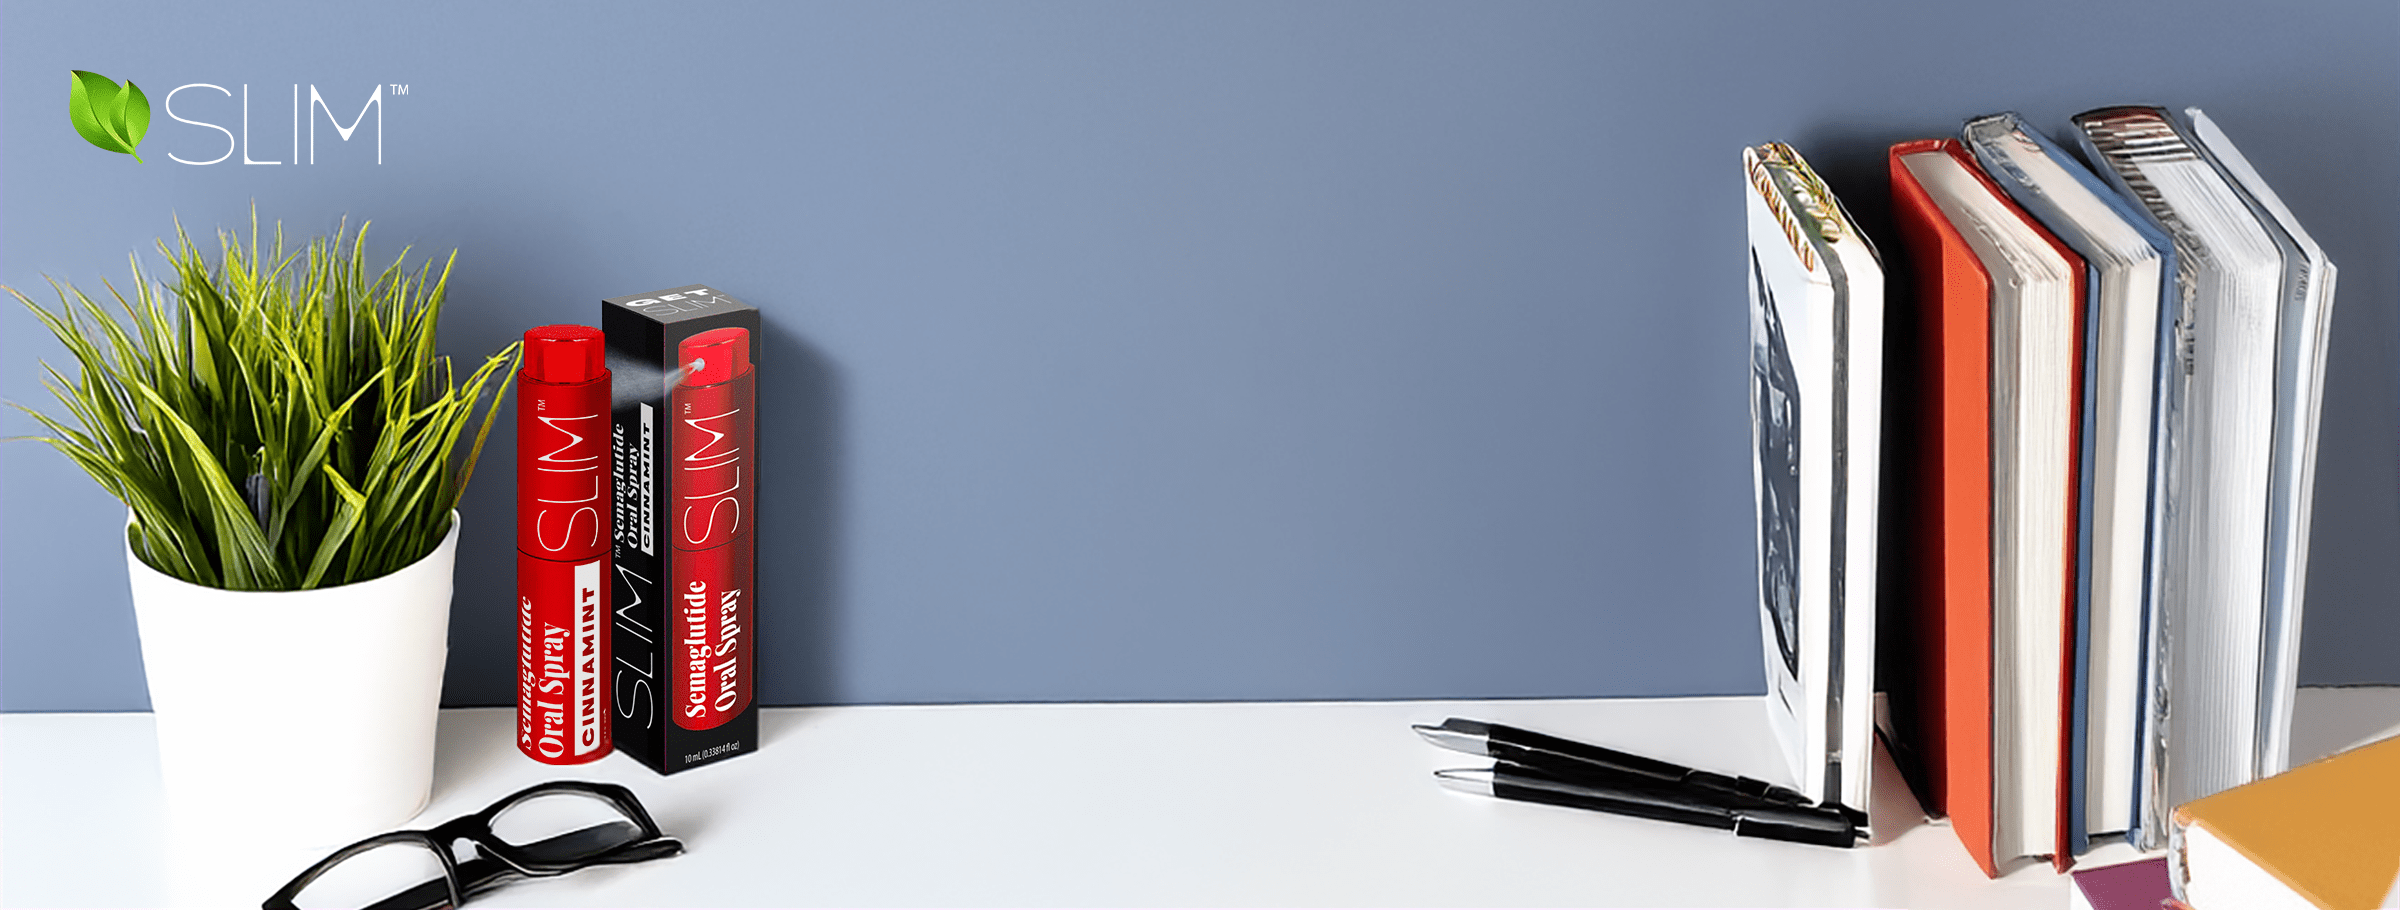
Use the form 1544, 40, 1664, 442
1433, 768, 1497, 797
1413, 720, 1492, 756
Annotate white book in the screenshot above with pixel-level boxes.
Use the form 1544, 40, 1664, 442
1963, 112, 2175, 842
1768, 152, 1885, 821
1896, 147, 2075, 864
2073, 106, 2287, 851
2184, 108, 2337, 782
1742, 143, 1882, 819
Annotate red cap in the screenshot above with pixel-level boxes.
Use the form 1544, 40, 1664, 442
522, 325, 606, 384
679, 327, 751, 386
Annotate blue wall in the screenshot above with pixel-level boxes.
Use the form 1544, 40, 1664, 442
5, 0, 2395, 711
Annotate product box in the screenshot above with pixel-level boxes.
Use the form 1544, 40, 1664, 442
603, 285, 759, 774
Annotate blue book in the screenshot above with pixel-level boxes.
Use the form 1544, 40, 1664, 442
1962, 112, 2179, 857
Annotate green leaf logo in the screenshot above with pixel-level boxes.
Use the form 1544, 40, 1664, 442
68, 70, 151, 162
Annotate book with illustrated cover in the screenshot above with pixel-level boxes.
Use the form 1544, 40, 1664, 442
1741, 143, 1882, 823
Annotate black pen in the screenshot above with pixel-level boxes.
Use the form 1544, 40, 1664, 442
1413, 718, 1809, 807
1434, 765, 1857, 848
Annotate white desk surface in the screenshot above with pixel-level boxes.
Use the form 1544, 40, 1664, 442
7, 687, 2397, 908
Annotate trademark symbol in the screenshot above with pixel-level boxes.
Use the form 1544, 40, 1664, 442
389, 84, 409, 96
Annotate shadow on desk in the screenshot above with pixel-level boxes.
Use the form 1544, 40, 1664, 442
1852, 686, 2400, 859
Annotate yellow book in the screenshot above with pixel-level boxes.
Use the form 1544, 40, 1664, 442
2172, 735, 2400, 909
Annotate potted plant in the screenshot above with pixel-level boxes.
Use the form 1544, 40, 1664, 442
8, 214, 519, 847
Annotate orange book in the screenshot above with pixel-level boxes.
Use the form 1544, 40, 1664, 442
1887, 137, 2000, 878
1888, 138, 2090, 877
2171, 735, 2400, 909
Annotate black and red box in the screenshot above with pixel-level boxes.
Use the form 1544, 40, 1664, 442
604, 285, 759, 774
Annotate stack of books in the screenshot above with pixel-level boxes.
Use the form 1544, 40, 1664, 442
1741, 105, 2337, 876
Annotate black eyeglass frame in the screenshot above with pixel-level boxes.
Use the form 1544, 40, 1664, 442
262, 780, 683, 910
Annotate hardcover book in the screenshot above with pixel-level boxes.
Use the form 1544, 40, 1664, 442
2073, 106, 2292, 850
1741, 143, 1883, 822
1887, 137, 2087, 875
2182, 107, 2338, 785
1885, 137, 1999, 876
2171, 735, 2400, 910
1962, 111, 2179, 851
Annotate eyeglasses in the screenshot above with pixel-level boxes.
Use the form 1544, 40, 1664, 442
262, 781, 684, 910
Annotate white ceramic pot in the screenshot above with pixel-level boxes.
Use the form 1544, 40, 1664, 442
126, 513, 460, 848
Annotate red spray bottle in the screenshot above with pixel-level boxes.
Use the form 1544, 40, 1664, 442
517, 325, 612, 764
671, 327, 754, 730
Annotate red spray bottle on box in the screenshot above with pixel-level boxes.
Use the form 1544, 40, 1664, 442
517, 325, 612, 764
670, 327, 753, 730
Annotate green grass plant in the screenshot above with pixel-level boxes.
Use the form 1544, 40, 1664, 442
8, 214, 520, 590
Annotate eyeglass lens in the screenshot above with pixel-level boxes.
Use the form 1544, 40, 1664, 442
289, 840, 451, 910
487, 790, 650, 865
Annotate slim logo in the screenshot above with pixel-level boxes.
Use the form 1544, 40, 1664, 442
68, 71, 150, 162
68, 69, 400, 165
